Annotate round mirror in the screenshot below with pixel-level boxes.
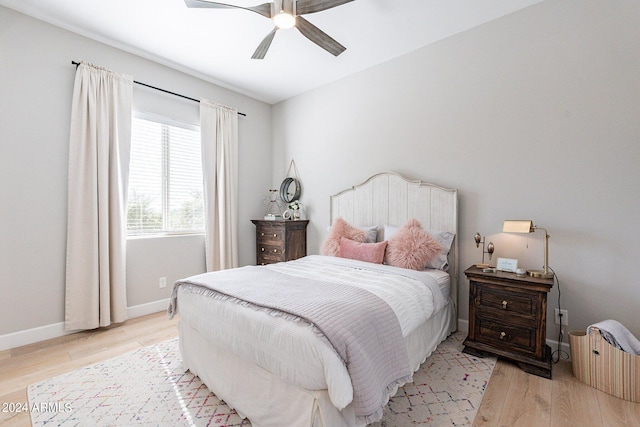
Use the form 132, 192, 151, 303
279, 177, 301, 203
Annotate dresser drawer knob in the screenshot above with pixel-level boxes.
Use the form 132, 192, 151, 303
500, 331, 507, 340
502, 300, 508, 309
273, 249, 278, 253
261, 232, 265, 236
261, 247, 265, 252
273, 233, 277, 237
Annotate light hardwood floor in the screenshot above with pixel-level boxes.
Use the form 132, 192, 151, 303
1, 312, 639, 426
0, 312, 179, 427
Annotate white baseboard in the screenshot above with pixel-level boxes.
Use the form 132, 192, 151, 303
0, 299, 170, 352
457, 318, 469, 334
126, 298, 170, 319
547, 337, 572, 361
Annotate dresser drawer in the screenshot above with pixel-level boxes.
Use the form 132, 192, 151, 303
476, 282, 537, 318
475, 317, 537, 355
257, 251, 285, 265
257, 243, 285, 257
257, 225, 286, 245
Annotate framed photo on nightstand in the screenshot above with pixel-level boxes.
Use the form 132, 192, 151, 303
497, 257, 518, 272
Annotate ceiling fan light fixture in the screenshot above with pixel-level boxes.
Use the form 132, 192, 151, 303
185, 0, 352, 58
273, 12, 296, 29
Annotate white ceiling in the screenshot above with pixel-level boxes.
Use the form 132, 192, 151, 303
0, 0, 541, 104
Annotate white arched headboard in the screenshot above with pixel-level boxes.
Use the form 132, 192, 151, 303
330, 172, 459, 328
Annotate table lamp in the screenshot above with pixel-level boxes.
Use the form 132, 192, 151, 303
503, 220, 554, 279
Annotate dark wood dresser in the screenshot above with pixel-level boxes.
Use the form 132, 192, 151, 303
251, 219, 309, 265
463, 266, 555, 379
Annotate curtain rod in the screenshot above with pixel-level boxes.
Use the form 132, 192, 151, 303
71, 61, 246, 117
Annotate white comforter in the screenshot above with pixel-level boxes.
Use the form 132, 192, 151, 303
174, 255, 448, 412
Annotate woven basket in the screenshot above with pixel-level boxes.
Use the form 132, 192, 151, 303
569, 329, 640, 402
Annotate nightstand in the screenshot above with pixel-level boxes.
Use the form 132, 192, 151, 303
463, 266, 555, 379
251, 220, 309, 265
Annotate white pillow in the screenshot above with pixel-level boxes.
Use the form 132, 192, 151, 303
383, 224, 455, 271
360, 225, 378, 243
383, 224, 399, 241
426, 230, 455, 270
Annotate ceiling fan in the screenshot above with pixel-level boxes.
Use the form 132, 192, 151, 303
184, 0, 353, 59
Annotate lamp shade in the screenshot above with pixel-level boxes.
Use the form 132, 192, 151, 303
503, 220, 534, 233
502, 219, 554, 279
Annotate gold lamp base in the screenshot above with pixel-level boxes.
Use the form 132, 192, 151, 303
527, 269, 555, 279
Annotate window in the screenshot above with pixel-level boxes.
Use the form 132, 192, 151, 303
127, 112, 204, 235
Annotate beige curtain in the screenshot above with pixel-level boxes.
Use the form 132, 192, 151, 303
200, 100, 239, 271
64, 62, 133, 331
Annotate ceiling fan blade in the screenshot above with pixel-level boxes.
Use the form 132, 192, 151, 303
184, 0, 273, 19
295, 0, 354, 15
252, 28, 278, 59
295, 16, 345, 56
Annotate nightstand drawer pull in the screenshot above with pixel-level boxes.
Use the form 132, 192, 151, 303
502, 300, 508, 309
500, 331, 507, 340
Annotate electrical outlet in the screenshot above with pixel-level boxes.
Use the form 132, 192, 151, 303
554, 308, 568, 325
159, 277, 167, 289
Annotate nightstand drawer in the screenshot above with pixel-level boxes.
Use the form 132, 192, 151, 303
476, 283, 537, 317
475, 317, 536, 354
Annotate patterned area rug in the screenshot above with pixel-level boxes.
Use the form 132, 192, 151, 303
28, 332, 495, 426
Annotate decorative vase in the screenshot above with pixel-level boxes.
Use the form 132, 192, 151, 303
293, 210, 300, 220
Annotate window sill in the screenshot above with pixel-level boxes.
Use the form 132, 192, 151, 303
127, 232, 205, 240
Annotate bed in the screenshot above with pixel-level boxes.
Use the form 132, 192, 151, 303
169, 172, 458, 427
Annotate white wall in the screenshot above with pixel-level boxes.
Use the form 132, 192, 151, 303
272, 0, 640, 339
0, 7, 272, 339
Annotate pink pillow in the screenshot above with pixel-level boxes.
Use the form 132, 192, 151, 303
321, 218, 367, 257
339, 237, 388, 264
385, 218, 442, 270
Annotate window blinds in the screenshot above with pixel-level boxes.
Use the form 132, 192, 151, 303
127, 114, 203, 235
